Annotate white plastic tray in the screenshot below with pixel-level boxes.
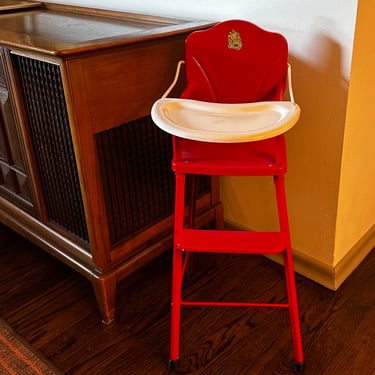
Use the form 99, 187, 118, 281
151, 98, 300, 143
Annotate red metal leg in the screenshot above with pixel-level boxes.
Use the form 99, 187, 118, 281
184, 174, 198, 276
169, 243, 183, 368
284, 249, 305, 368
188, 174, 198, 228
169, 172, 186, 369
274, 175, 304, 369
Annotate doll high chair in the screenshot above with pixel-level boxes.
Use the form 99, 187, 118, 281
151, 20, 304, 373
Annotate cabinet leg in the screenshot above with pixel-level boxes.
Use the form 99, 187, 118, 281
92, 275, 117, 324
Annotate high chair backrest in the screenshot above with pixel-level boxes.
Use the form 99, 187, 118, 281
182, 20, 289, 104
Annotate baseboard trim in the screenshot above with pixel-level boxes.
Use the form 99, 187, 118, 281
225, 221, 375, 290
333, 224, 375, 289
266, 250, 337, 290
290, 224, 375, 290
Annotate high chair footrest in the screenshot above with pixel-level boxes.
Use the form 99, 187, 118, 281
177, 229, 287, 254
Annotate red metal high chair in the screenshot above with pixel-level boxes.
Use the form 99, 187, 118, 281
151, 19, 304, 373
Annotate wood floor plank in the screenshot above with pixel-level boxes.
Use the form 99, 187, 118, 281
1, 223, 375, 374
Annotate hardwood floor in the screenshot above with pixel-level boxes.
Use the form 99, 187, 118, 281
1, 223, 375, 374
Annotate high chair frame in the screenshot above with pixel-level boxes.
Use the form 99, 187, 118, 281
151, 19, 305, 373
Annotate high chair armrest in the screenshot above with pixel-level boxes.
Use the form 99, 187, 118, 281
287, 63, 296, 103
162, 60, 185, 98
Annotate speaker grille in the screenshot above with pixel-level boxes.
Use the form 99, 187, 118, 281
15, 55, 89, 244
96, 117, 175, 245
96, 117, 211, 246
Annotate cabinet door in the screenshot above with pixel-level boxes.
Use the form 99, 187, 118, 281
0, 49, 33, 211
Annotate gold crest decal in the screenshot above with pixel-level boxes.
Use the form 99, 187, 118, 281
228, 30, 243, 50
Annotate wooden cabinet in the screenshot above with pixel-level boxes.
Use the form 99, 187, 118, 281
0, 3, 221, 323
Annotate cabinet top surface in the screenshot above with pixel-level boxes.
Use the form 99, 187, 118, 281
0, 0, 41, 11
0, 4, 212, 56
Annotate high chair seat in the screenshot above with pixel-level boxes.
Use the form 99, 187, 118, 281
151, 99, 300, 143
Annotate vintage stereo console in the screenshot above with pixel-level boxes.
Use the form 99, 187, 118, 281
0, 2, 219, 323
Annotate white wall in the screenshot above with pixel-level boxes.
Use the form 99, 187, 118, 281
335, 0, 375, 265
47, 0, 363, 287
47, 0, 356, 73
